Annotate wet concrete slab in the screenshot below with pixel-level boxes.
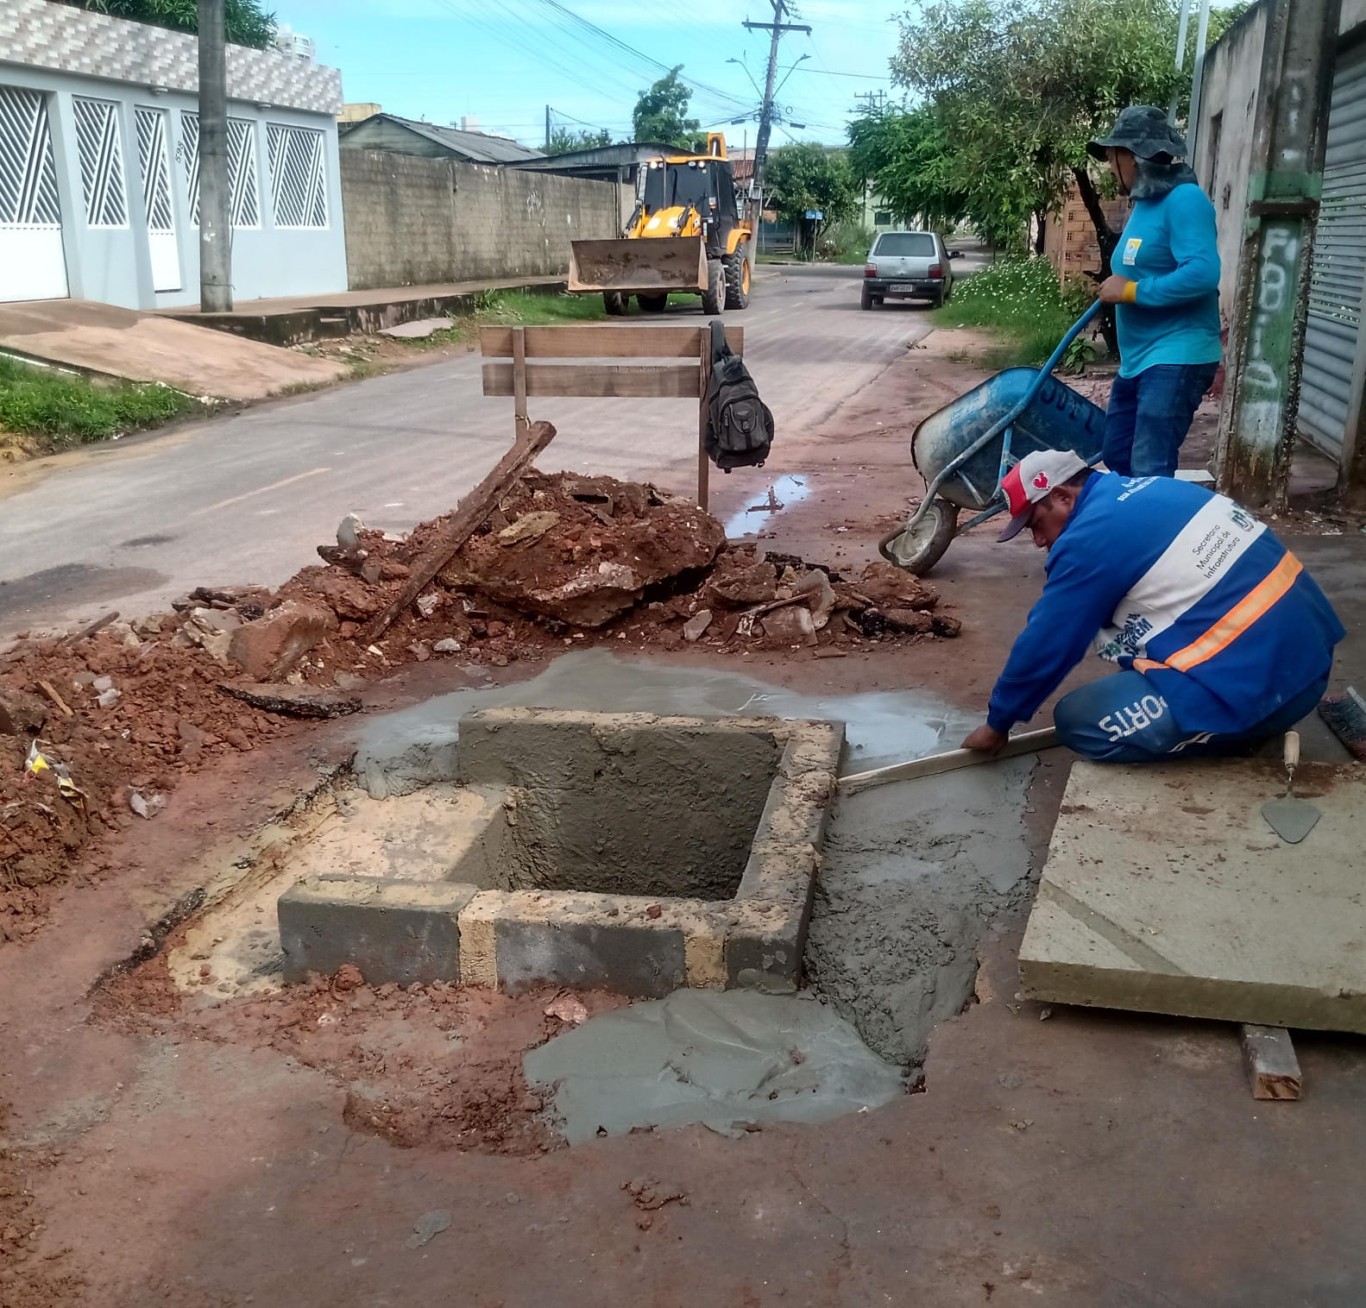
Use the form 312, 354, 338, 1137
1021, 759, 1366, 1032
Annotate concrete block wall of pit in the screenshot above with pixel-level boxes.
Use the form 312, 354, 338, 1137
278, 709, 843, 998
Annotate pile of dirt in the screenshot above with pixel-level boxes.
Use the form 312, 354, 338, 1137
1, 467, 959, 939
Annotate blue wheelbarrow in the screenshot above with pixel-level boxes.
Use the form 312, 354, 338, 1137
879, 303, 1105, 575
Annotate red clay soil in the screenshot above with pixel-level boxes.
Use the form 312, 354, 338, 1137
0, 468, 960, 942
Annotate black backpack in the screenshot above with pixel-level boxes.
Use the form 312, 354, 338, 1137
704, 319, 774, 473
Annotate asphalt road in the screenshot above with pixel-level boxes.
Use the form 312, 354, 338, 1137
0, 265, 935, 638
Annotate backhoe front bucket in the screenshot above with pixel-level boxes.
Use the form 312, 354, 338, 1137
568, 235, 708, 295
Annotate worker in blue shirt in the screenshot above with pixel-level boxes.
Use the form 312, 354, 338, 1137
961, 450, 1344, 763
1089, 106, 1222, 478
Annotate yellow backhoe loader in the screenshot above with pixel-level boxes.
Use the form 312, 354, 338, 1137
568, 133, 754, 316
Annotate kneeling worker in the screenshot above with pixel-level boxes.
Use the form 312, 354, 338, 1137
960, 450, 1344, 763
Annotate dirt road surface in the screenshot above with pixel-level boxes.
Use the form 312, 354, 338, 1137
4, 273, 1366, 1306
0, 265, 930, 641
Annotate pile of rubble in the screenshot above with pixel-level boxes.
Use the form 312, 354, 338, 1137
0, 466, 959, 939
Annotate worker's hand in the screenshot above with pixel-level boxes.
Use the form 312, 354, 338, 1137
961, 724, 1010, 753
1097, 275, 1136, 304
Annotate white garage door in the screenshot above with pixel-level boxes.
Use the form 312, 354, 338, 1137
0, 84, 68, 302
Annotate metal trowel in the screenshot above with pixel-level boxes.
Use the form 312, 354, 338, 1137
1261, 731, 1320, 844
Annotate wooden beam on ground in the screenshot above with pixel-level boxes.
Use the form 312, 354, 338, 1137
482, 362, 701, 400
358, 419, 557, 644
838, 727, 1059, 794
1240, 1024, 1302, 1101
480, 324, 743, 359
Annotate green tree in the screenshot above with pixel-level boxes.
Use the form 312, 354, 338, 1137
546, 127, 614, 155
632, 67, 702, 149
889, 0, 1245, 253
57, 0, 276, 48
765, 144, 861, 257
847, 103, 970, 234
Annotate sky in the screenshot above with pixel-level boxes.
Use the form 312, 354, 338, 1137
270, 0, 907, 149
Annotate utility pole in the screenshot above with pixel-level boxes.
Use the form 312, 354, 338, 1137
197, 0, 232, 312
545, 104, 552, 153
743, 1, 811, 207
1214, 0, 1341, 508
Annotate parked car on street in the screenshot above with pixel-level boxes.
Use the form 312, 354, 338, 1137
862, 231, 955, 309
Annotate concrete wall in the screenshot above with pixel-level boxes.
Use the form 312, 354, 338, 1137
341, 149, 621, 290
1194, 1, 1271, 318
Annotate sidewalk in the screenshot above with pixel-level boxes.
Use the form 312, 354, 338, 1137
0, 298, 344, 402
159, 275, 566, 345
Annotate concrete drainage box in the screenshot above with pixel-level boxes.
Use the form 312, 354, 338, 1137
278, 708, 843, 997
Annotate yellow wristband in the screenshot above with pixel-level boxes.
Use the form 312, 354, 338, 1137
1121, 280, 1138, 304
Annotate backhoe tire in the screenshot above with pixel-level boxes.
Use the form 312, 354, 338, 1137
723, 250, 751, 309
701, 259, 725, 316
637, 292, 669, 314
603, 291, 627, 316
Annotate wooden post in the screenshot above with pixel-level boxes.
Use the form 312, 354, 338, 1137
697, 329, 711, 512
1240, 1024, 1302, 1101
512, 326, 528, 435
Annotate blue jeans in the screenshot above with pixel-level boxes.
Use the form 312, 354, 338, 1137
1053, 670, 1330, 764
1104, 362, 1219, 477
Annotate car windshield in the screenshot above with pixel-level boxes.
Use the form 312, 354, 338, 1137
874, 233, 936, 257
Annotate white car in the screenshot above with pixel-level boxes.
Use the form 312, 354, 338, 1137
862, 231, 955, 309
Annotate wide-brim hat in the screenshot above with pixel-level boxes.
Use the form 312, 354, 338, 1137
1087, 105, 1189, 162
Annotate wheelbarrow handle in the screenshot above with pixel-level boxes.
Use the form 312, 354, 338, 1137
918, 301, 1103, 506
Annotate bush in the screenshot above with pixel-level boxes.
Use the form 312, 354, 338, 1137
817, 219, 876, 264
935, 256, 1102, 368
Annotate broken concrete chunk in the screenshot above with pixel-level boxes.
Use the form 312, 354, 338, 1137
416, 593, 440, 619
706, 561, 779, 608
129, 790, 166, 819
227, 601, 337, 681
498, 511, 560, 546
793, 570, 836, 630
761, 605, 818, 648
683, 610, 714, 643
220, 682, 362, 719
432, 638, 462, 654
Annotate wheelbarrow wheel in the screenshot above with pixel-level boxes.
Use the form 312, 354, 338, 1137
878, 497, 959, 576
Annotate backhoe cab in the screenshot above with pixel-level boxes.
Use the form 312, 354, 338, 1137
568, 133, 753, 316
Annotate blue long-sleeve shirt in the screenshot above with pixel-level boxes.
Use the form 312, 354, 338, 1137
1114, 181, 1222, 378
987, 474, 1343, 734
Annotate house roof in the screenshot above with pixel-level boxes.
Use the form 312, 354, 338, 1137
341, 113, 545, 164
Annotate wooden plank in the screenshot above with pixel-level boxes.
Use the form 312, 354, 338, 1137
482, 362, 700, 399
480, 324, 743, 359
358, 420, 557, 644
696, 333, 710, 512
1240, 1024, 1302, 1101
838, 727, 1059, 794
511, 326, 528, 432
38, 679, 74, 718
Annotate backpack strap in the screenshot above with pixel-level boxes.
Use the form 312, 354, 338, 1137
709, 318, 730, 363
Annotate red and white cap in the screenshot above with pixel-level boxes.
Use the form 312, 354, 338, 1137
997, 449, 1090, 541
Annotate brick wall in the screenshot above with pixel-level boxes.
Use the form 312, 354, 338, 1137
341, 150, 622, 290
1044, 180, 1130, 285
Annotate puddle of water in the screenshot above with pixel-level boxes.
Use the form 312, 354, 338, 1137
722, 473, 811, 539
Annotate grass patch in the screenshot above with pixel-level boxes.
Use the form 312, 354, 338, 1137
396, 288, 609, 350
933, 258, 1097, 369
0, 354, 202, 448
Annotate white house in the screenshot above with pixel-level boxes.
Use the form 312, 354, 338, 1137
0, 0, 347, 308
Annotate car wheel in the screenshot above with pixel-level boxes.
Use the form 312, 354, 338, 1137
603, 292, 627, 316
861, 284, 873, 310
935, 286, 946, 309
637, 293, 668, 313
723, 249, 751, 309
701, 258, 725, 316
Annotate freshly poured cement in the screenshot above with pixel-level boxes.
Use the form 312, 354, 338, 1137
523, 989, 905, 1143
1020, 760, 1366, 1032
183, 651, 1030, 1067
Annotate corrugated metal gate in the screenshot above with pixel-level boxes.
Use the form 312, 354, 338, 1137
1299, 42, 1366, 460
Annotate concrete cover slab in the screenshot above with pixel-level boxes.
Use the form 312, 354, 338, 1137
0, 298, 344, 400
1020, 760, 1366, 1032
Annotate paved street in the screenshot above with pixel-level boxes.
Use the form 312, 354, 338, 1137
0, 265, 934, 638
